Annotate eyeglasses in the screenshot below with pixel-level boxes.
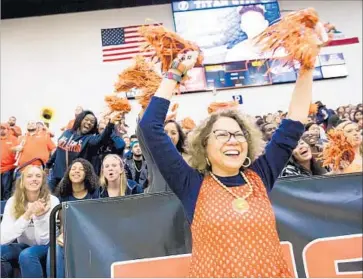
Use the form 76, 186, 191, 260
211, 130, 247, 143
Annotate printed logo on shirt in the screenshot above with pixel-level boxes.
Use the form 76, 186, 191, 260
58, 136, 82, 153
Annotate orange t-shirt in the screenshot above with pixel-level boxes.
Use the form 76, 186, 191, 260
8, 126, 22, 137
0, 135, 18, 173
18, 133, 56, 166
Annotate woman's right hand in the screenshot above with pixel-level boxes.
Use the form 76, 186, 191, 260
57, 233, 64, 247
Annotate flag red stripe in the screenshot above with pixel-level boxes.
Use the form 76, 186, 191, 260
103, 54, 153, 62
103, 45, 140, 52
124, 39, 145, 44
103, 50, 154, 57
325, 37, 359, 47
124, 35, 141, 39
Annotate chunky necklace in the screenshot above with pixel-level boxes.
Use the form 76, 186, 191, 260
133, 159, 142, 172
209, 171, 253, 214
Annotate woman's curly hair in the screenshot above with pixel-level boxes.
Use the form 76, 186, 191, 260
55, 158, 99, 198
186, 109, 265, 174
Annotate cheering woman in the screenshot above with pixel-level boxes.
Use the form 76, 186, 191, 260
138, 41, 324, 277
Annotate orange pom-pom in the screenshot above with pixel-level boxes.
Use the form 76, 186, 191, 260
207, 101, 239, 114
138, 25, 204, 83
309, 103, 318, 115
320, 129, 355, 171
254, 8, 333, 73
181, 117, 196, 131
114, 56, 162, 109
105, 95, 132, 113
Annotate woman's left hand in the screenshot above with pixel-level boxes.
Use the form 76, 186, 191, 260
314, 21, 330, 48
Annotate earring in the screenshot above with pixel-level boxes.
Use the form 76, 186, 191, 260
206, 157, 211, 167
242, 157, 251, 168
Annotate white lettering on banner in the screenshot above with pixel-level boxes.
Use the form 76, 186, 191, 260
178, 1, 189, 11
175, 0, 273, 11
213, 0, 229, 7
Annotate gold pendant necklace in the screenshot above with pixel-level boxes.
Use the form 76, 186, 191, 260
210, 171, 253, 214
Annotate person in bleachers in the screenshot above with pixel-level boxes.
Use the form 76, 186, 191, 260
336, 106, 345, 119
315, 101, 336, 130
1, 165, 59, 278
353, 109, 362, 124
99, 154, 143, 197
328, 120, 362, 174
15, 120, 56, 168
54, 158, 100, 201
45, 110, 121, 191
280, 139, 327, 177
91, 119, 125, 175
1, 123, 18, 200
122, 134, 131, 156
260, 122, 277, 142
142, 119, 187, 193
7, 116, 22, 138
36, 122, 54, 138
46, 158, 100, 278
123, 134, 138, 159
124, 141, 148, 188
164, 120, 187, 154
60, 105, 83, 131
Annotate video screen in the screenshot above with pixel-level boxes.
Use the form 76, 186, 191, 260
172, 0, 281, 64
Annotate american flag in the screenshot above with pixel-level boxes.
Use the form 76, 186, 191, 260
101, 24, 160, 62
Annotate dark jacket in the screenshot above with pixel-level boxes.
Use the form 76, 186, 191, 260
316, 106, 335, 125
99, 179, 143, 198
280, 157, 327, 178
136, 124, 172, 193
91, 130, 125, 175
46, 123, 115, 179
124, 154, 148, 188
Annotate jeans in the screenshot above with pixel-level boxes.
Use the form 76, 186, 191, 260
1, 170, 14, 200
1, 243, 48, 278
46, 244, 64, 278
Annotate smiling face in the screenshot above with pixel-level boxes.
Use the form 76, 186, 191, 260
164, 122, 180, 146
102, 155, 123, 182
24, 166, 43, 192
69, 162, 86, 184
27, 121, 37, 132
80, 114, 96, 134
308, 124, 320, 136
206, 117, 248, 176
292, 140, 312, 163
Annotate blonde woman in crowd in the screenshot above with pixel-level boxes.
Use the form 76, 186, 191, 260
329, 120, 362, 174
1, 165, 59, 278
99, 154, 143, 198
